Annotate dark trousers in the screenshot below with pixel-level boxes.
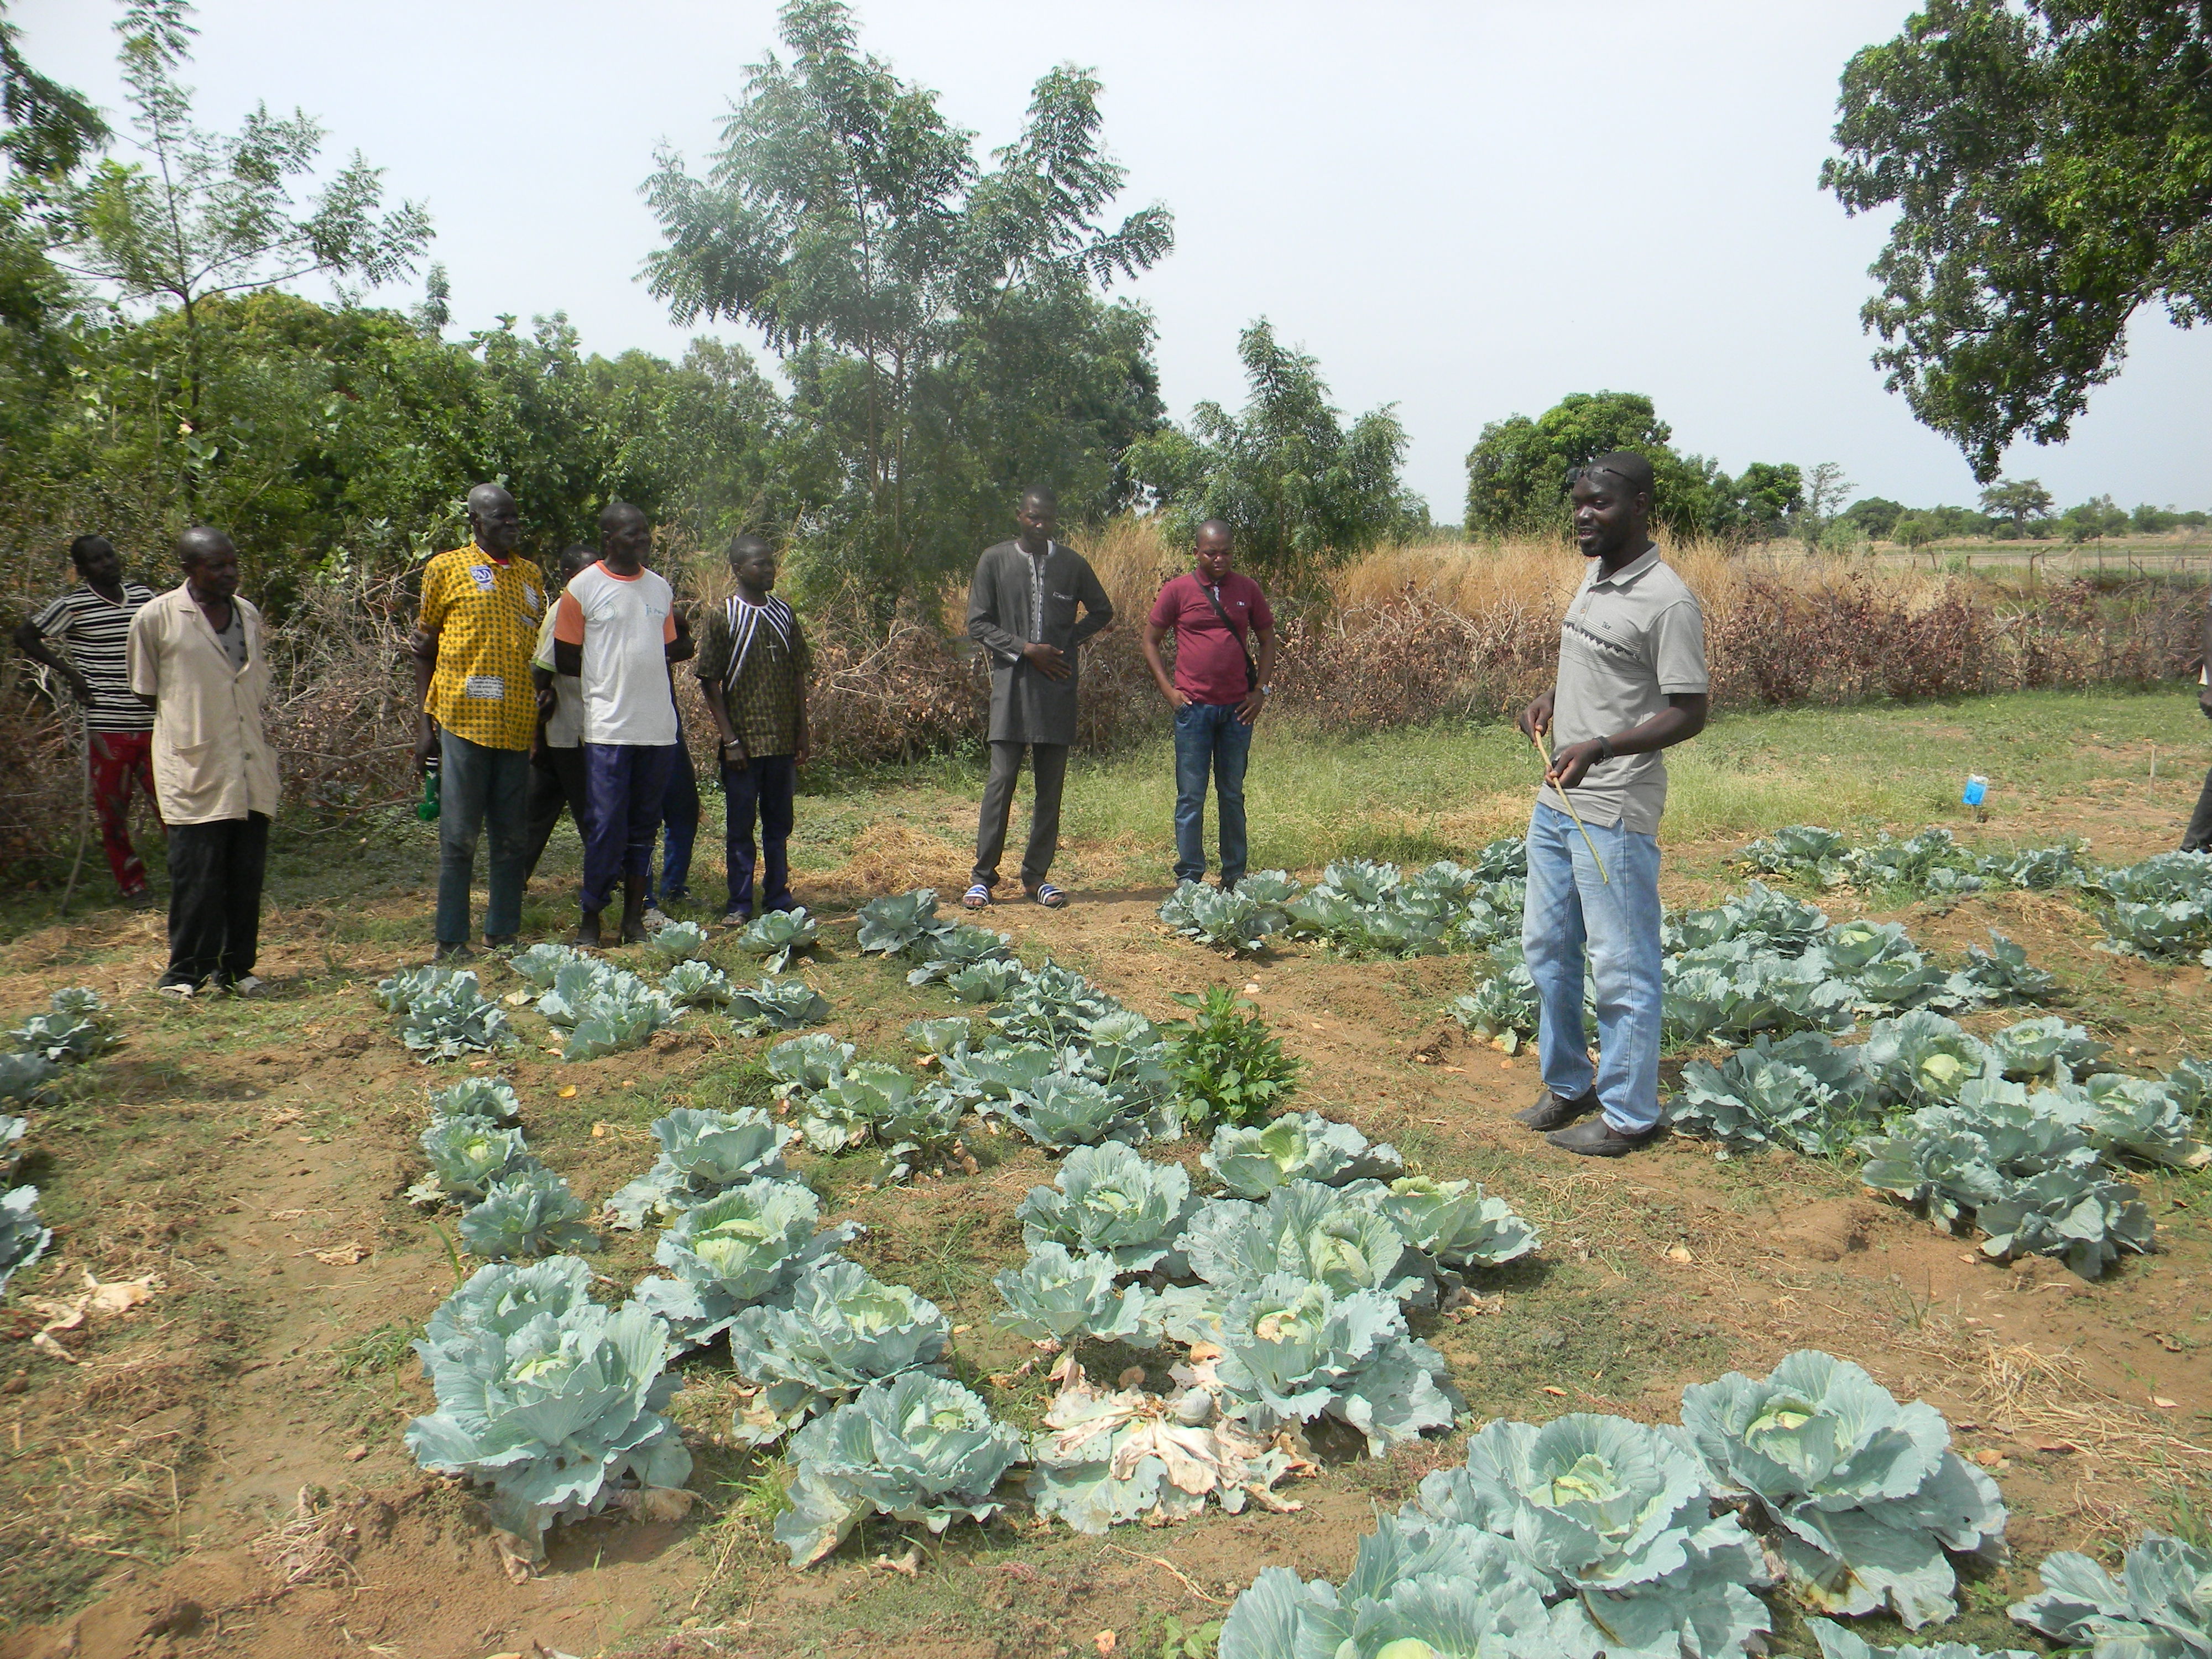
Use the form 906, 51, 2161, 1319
436, 731, 530, 946
656, 739, 701, 899
1172, 701, 1254, 886
581, 743, 676, 914
722, 753, 796, 915
973, 740, 1068, 890
2185, 768, 2212, 853
522, 743, 589, 880
163, 812, 268, 988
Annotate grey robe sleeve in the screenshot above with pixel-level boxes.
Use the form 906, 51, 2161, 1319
1068, 559, 1114, 650
967, 553, 1025, 665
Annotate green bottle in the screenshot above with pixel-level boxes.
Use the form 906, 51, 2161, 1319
417, 756, 441, 821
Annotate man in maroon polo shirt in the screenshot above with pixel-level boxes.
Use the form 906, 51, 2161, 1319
1143, 519, 1276, 890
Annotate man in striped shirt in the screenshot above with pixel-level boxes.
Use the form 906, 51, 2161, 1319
694, 534, 811, 925
14, 535, 161, 903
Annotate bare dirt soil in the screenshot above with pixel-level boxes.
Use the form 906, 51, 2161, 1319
0, 795, 2205, 1659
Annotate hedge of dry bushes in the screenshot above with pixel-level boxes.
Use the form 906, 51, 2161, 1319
1, 523, 2199, 877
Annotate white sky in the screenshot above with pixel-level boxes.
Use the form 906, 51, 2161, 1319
18, 0, 2212, 519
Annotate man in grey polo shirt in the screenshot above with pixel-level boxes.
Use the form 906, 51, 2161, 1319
1514, 451, 1709, 1155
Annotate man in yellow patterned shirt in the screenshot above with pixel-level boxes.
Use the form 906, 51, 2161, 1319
411, 483, 546, 959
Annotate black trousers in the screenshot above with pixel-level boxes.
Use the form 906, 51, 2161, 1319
2184, 768, 2212, 853
973, 740, 1068, 890
164, 812, 269, 988
523, 743, 589, 881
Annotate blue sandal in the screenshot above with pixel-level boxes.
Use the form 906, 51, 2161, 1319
962, 883, 993, 909
1030, 883, 1068, 909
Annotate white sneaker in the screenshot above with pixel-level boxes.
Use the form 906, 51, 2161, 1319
155, 981, 196, 1000
225, 974, 270, 998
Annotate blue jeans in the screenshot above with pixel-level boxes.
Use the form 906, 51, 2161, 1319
722, 753, 797, 914
436, 732, 530, 946
1521, 801, 1665, 1133
581, 743, 677, 915
1172, 701, 1253, 885
654, 737, 701, 899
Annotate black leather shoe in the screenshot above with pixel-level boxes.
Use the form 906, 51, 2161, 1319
1515, 1087, 1598, 1131
1546, 1117, 1661, 1157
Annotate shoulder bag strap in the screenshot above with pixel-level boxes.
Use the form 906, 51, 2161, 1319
1197, 580, 1258, 694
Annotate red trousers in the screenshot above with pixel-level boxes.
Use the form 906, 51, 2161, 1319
87, 730, 161, 897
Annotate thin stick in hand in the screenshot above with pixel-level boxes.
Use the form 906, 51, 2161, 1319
1533, 729, 1610, 885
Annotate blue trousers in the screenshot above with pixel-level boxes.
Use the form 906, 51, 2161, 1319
1172, 701, 1254, 885
436, 732, 530, 946
581, 743, 676, 915
1521, 801, 1666, 1133
722, 753, 796, 915
654, 738, 701, 899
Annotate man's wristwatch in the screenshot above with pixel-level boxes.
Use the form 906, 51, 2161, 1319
1594, 735, 1615, 762
1258, 684, 1271, 695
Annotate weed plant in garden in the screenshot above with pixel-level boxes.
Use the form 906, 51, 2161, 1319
1165, 985, 1305, 1129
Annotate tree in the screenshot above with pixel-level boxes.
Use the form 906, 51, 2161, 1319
1722, 462, 1804, 541
1796, 462, 1853, 551
1978, 477, 2054, 531
1823, 1, 2212, 481
1892, 512, 1936, 550
641, 0, 1171, 611
1843, 497, 1905, 540
60, 0, 431, 497
2059, 494, 2128, 544
1125, 318, 1418, 576
2131, 502, 2178, 534
1463, 390, 1739, 541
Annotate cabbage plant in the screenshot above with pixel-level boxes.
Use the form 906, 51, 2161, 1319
603, 1106, 796, 1228
797, 1062, 931, 1152
904, 921, 1013, 985
735, 907, 818, 973
647, 920, 711, 963
631, 1177, 859, 1352
776, 1373, 1025, 1566
413, 1115, 538, 1202
406, 1295, 691, 1554
458, 1167, 600, 1260
1411, 1413, 1772, 1659
1219, 1514, 1563, 1659
538, 961, 679, 1060
904, 1016, 974, 1057
1670, 1032, 1874, 1156
1952, 932, 2057, 1000
993, 1242, 1151, 1343
399, 971, 515, 1061
1202, 1111, 1405, 1198
1159, 883, 1284, 953
727, 974, 830, 1034
945, 959, 1027, 1003
990, 963, 1115, 1046
1860, 1012, 1994, 1106
1015, 1141, 1197, 1273
935, 1041, 1061, 1111
1677, 1349, 2007, 1626
1974, 1164, 2155, 1279
0, 1115, 24, 1181
1986, 1016, 2107, 1081
660, 960, 735, 1008
1806, 1620, 2036, 1659
1, 1183, 50, 1290
1374, 1177, 1538, 1270
420, 1257, 599, 1359
855, 889, 949, 957
1003, 1071, 1151, 1149
429, 1076, 522, 1123
2009, 1531, 2212, 1657
766, 1032, 854, 1099
509, 942, 584, 989
6, 988, 112, 1062
2075, 1073, 2212, 1169
726, 1260, 950, 1445
1208, 1274, 1458, 1454
0, 1051, 57, 1104
1182, 1181, 1426, 1306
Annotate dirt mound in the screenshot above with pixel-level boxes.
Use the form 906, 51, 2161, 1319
1776, 1198, 1881, 1262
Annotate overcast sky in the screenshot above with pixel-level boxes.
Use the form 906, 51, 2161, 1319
18, 0, 2212, 519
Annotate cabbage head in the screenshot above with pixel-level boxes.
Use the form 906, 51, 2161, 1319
1986, 1016, 2107, 1082
420, 1256, 599, 1360
1806, 1619, 2037, 1659
660, 959, 735, 1009
1003, 1072, 1151, 1149
992, 1242, 1151, 1344
1015, 1141, 1196, 1274
726, 973, 830, 1035
603, 1106, 795, 1228
1374, 1177, 1538, 1270
508, 941, 584, 989
904, 921, 1013, 984
945, 958, 1028, 1003
1219, 1513, 1563, 1659
735, 906, 819, 972
415, 1115, 538, 1202
428, 1076, 522, 1124
647, 919, 711, 963
458, 1167, 601, 1261
1412, 1413, 1772, 1659
1208, 1274, 1458, 1455
766, 1032, 854, 1099
855, 889, 949, 957
726, 1259, 950, 1446
1975, 1165, 2153, 1280
1677, 1349, 2006, 1627
0, 1051, 58, 1105
1861, 1013, 1993, 1106
1202, 1111, 1405, 1198
2008, 1531, 2212, 1658
1182, 1181, 1426, 1306
631, 1177, 858, 1351
406, 1295, 691, 1553
776, 1372, 1024, 1566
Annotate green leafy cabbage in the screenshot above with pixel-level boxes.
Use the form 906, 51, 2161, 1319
726, 1259, 950, 1446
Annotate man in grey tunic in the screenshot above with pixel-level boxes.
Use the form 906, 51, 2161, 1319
964, 486, 1114, 909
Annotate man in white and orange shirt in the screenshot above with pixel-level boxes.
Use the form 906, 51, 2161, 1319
550, 502, 686, 947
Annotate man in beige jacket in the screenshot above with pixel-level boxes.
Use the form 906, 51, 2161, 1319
127, 528, 280, 998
